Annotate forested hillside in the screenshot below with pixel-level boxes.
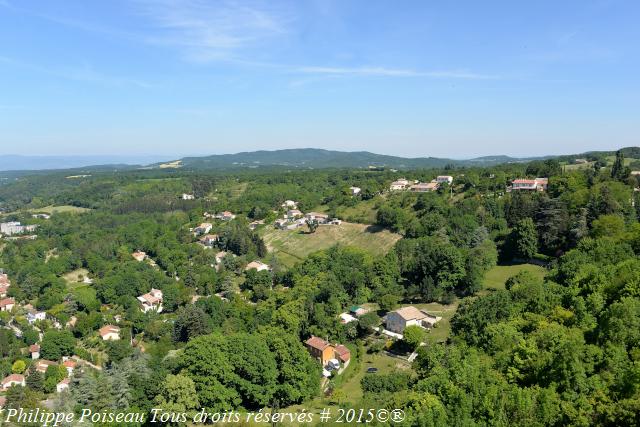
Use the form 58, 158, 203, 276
0, 150, 639, 425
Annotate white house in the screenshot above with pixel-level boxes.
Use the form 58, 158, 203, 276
0, 297, 15, 312
215, 211, 236, 221
199, 234, 219, 247
385, 306, 442, 334
390, 179, 409, 191
349, 186, 361, 196
29, 344, 40, 360
35, 359, 57, 374
281, 200, 298, 208
305, 212, 329, 224
137, 288, 163, 313
436, 175, 454, 185
63, 359, 77, 376
287, 209, 303, 218
511, 178, 548, 191
194, 222, 213, 235
132, 251, 147, 262
182, 193, 195, 200
1, 374, 25, 391
27, 310, 47, 324
56, 378, 70, 393
245, 261, 271, 272
99, 325, 121, 341
410, 182, 439, 193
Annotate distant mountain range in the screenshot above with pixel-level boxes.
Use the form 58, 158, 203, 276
0, 147, 636, 172
0, 155, 176, 172
151, 149, 549, 170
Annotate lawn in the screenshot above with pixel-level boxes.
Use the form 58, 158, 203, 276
261, 222, 401, 268
413, 301, 460, 343
62, 268, 91, 289
482, 263, 547, 291
334, 197, 382, 224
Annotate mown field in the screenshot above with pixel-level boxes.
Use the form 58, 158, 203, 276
261, 222, 401, 267
482, 263, 547, 291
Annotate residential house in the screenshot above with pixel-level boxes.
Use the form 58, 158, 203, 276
215, 211, 236, 221
385, 306, 442, 334
27, 310, 46, 324
349, 186, 361, 195
410, 182, 439, 193
286, 209, 303, 220
436, 175, 454, 185
0, 297, 15, 312
29, 344, 40, 360
215, 251, 231, 265
35, 359, 57, 374
511, 177, 548, 191
389, 179, 409, 191
245, 261, 271, 272
249, 220, 264, 230
198, 234, 219, 247
0, 284, 8, 298
132, 251, 147, 262
1, 221, 38, 236
66, 316, 77, 328
631, 171, 640, 176
281, 200, 298, 208
574, 158, 588, 164
182, 193, 195, 200
339, 312, 357, 324
56, 378, 70, 393
305, 212, 329, 224
304, 336, 351, 368
63, 359, 77, 376
1, 374, 25, 391
194, 222, 213, 235
350, 306, 368, 317
0, 396, 6, 408
305, 336, 335, 366
137, 288, 164, 313
0, 273, 9, 285
99, 325, 121, 341
32, 213, 51, 219
334, 345, 351, 365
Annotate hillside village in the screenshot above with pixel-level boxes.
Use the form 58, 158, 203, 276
1, 148, 640, 424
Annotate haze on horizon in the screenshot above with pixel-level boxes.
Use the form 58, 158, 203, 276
1, 0, 639, 159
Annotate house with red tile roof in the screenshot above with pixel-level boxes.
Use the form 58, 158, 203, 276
1, 374, 25, 391
99, 325, 121, 341
0, 297, 15, 312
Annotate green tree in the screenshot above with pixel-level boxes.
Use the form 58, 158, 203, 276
403, 325, 426, 351
511, 218, 538, 259
40, 330, 75, 360
154, 374, 200, 415
12, 360, 26, 374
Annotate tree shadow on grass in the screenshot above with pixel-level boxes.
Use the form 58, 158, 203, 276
364, 225, 386, 234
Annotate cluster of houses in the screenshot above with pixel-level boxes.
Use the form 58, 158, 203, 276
274, 202, 341, 230
389, 176, 453, 193
204, 211, 236, 221
304, 336, 351, 377
1, 355, 80, 394
0, 221, 38, 237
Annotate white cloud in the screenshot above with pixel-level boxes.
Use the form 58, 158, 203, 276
131, 0, 290, 62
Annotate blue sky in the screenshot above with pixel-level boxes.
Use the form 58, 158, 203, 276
0, 0, 638, 158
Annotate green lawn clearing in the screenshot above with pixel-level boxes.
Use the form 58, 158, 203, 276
482, 264, 547, 291
261, 222, 401, 268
